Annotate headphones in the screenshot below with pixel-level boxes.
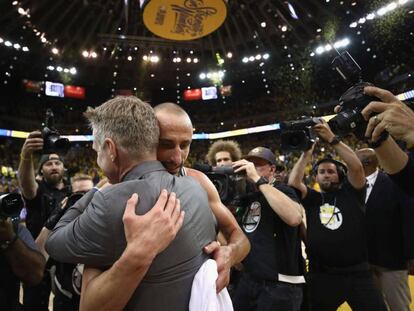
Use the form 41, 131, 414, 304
312, 158, 347, 183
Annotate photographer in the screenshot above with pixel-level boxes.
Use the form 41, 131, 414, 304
18, 132, 70, 311
231, 147, 304, 311
35, 173, 94, 311
288, 121, 387, 310
0, 195, 46, 311
360, 86, 414, 196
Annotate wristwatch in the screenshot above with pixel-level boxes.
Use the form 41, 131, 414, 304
255, 176, 269, 188
328, 136, 340, 146
0, 234, 18, 252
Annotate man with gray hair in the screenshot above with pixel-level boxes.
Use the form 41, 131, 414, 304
45, 96, 217, 311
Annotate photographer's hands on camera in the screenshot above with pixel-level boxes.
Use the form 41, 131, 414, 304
362, 86, 414, 145
232, 160, 261, 183
313, 120, 337, 144
21, 131, 44, 160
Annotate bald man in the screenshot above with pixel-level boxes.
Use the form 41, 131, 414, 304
356, 148, 414, 311
154, 103, 250, 292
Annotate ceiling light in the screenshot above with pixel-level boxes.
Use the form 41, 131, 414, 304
63, 68, 69, 73
310, 52, 315, 57
316, 28, 322, 32
4, 41, 12, 47
226, 52, 233, 58
82, 50, 89, 58
56, 66, 63, 72
47, 66, 54, 71
143, 55, 148, 61
249, 56, 255, 61
260, 22, 266, 28
242, 57, 248, 63
150, 73, 155, 77
70, 67, 77, 75
186, 57, 192, 63
358, 17, 366, 23
199, 73, 206, 79
41, 37, 47, 43
13, 43, 21, 50
161, 87, 164, 90
349, 22, 358, 28
186, 73, 190, 76
176, 57, 181, 62
263, 53, 269, 59
255, 54, 262, 60
91, 51, 97, 58
150, 55, 159, 63
366, 13, 375, 20
324, 44, 332, 51
18, 7, 26, 15
127, 55, 132, 61
315, 46, 324, 54
193, 58, 199, 63
281, 25, 288, 32
12, 1, 18, 5
0, 38, 3, 43
51, 47, 59, 54
22, 46, 29, 52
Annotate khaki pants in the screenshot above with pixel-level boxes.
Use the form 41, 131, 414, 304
371, 265, 412, 311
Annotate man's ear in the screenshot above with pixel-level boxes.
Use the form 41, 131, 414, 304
104, 138, 118, 161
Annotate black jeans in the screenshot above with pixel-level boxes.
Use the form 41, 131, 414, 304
307, 270, 387, 311
233, 273, 303, 311
23, 273, 51, 311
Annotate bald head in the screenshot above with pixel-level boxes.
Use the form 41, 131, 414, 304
154, 103, 193, 174
154, 102, 193, 127
355, 148, 378, 176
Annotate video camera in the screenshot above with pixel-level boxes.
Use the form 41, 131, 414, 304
327, 51, 385, 140
280, 117, 321, 151
42, 109, 70, 154
0, 193, 24, 222
193, 163, 249, 211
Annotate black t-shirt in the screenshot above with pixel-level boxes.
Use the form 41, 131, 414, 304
24, 180, 70, 238
0, 225, 38, 311
301, 180, 367, 267
241, 183, 303, 280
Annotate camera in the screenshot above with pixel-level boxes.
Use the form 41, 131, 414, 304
280, 117, 321, 151
327, 51, 384, 140
193, 163, 249, 211
42, 109, 70, 154
0, 193, 24, 221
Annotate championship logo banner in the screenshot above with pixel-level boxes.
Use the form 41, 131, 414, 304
143, 0, 227, 41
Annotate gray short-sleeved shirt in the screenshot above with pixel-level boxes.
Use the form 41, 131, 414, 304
46, 161, 217, 311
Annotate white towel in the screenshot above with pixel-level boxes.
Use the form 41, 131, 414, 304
189, 259, 234, 311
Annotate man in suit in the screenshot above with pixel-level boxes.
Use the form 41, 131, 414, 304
356, 148, 414, 311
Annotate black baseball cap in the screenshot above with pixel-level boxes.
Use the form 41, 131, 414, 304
245, 147, 276, 166
38, 154, 64, 174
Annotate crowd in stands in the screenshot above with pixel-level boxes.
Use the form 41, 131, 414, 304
1, 131, 370, 195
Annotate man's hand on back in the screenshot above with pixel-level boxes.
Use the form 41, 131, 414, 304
122, 190, 185, 265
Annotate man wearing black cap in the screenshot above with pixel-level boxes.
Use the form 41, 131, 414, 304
18, 130, 70, 311
231, 147, 304, 311
288, 120, 387, 310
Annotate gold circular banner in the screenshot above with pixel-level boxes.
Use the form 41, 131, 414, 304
143, 0, 227, 41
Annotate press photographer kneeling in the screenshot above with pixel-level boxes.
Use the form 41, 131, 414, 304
0, 193, 46, 311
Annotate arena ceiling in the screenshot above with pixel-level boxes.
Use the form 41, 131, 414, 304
0, 0, 413, 105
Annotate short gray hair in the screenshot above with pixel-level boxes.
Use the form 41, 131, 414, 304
84, 96, 159, 157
